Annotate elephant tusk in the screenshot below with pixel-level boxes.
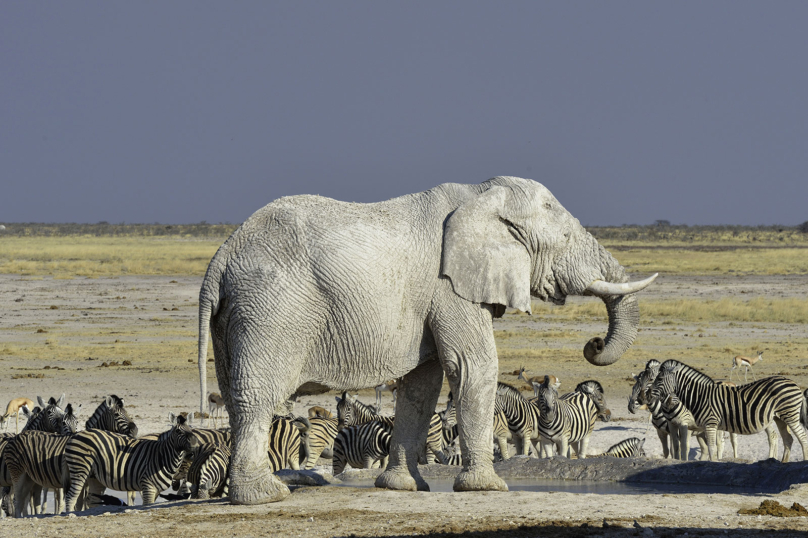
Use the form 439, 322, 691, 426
586, 273, 658, 297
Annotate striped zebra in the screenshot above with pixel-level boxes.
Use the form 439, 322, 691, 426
332, 420, 392, 475
85, 395, 138, 438
188, 441, 231, 499
303, 417, 339, 469
661, 393, 738, 461
63, 413, 199, 511
336, 392, 447, 464
594, 437, 646, 458
535, 377, 609, 459
20, 395, 66, 434
267, 416, 310, 472
650, 359, 808, 462
494, 382, 540, 456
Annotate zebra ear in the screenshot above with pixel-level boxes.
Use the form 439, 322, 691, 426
57, 393, 66, 408
75, 403, 82, 416
334, 397, 341, 404
21, 404, 31, 417
105, 395, 115, 408
169, 412, 177, 425
37, 396, 47, 408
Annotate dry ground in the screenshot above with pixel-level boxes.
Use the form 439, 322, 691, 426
1, 273, 807, 536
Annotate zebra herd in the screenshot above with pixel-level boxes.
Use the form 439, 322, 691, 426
7, 359, 803, 519
629, 359, 808, 462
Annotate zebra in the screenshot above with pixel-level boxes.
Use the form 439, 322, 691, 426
650, 359, 808, 462
85, 395, 138, 438
188, 441, 231, 499
594, 437, 646, 458
336, 392, 447, 464
6, 431, 73, 517
303, 416, 339, 469
20, 395, 66, 434
661, 393, 738, 461
63, 413, 199, 512
332, 420, 392, 475
494, 382, 540, 456
535, 377, 609, 459
267, 415, 310, 472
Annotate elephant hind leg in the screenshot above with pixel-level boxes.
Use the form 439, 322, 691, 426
375, 359, 443, 492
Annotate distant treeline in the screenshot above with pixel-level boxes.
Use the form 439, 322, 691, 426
0, 222, 239, 238
0, 221, 807, 243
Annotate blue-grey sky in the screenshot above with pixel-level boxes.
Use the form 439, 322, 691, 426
2, 2, 807, 226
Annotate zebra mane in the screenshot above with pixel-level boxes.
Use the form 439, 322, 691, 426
496, 382, 526, 400
660, 359, 714, 385
576, 380, 604, 395
645, 359, 661, 370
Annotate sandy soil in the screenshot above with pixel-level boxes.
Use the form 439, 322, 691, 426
1, 274, 807, 537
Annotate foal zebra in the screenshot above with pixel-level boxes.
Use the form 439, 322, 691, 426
650, 359, 808, 462
535, 378, 609, 459
188, 441, 231, 499
267, 415, 309, 472
661, 393, 737, 461
595, 437, 646, 458
63, 413, 199, 511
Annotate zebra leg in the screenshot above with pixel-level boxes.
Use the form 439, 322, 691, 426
729, 432, 739, 459
679, 426, 690, 461
141, 486, 157, 506
704, 427, 718, 461
773, 418, 794, 462
716, 430, 725, 460
12, 473, 34, 518
375, 359, 443, 492
668, 425, 680, 460
656, 427, 670, 459
578, 435, 590, 459
764, 422, 779, 459
694, 433, 708, 460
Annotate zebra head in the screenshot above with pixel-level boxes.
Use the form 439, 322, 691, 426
441, 393, 457, 432
628, 359, 660, 414
35, 394, 67, 433
649, 360, 683, 405
60, 403, 82, 434
535, 376, 558, 421
165, 413, 200, 453
335, 392, 373, 430
576, 380, 611, 422
101, 395, 138, 438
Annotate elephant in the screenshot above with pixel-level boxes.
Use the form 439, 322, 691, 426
197, 176, 657, 505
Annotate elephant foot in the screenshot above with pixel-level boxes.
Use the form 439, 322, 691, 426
453, 466, 508, 492
375, 467, 429, 492
229, 468, 289, 505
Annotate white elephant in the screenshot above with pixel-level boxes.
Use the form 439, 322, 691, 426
197, 176, 656, 504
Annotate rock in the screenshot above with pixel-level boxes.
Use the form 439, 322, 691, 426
275, 469, 340, 486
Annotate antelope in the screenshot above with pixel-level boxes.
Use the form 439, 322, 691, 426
1, 397, 35, 433
730, 352, 763, 383
207, 392, 226, 427
308, 405, 332, 419
518, 366, 560, 397
374, 380, 398, 411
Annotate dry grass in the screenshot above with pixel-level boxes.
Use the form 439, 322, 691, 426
0, 236, 222, 276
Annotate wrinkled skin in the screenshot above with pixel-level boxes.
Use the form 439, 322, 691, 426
198, 176, 655, 504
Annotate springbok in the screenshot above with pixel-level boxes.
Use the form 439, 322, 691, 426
518, 366, 560, 396
208, 392, 226, 427
1, 397, 35, 433
373, 380, 398, 411
308, 405, 332, 419
730, 352, 763, 383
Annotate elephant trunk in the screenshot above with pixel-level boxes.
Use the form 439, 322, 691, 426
584, 289, 641, 366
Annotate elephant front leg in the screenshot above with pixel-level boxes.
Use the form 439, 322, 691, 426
375, 359, 443, 492
230, 413, 289, 504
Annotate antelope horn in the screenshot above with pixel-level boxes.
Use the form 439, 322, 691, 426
586, 273, 658, 297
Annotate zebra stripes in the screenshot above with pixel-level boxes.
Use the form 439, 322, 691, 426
336, 392, 446, 464
535, 378, 609, 459
267, 416, 309, 472
332, 421, 392, 475
188, 442, 231, 499
596, 437, 646, 458
495, 382, 540, 456
5, 432, 72, 517
63, 413, 198, 511
303, 417, 339, 469
85, 395, 137, 438
650, 359, 808, 462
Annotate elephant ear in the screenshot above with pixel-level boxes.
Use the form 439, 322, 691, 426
442, 186, 532, 314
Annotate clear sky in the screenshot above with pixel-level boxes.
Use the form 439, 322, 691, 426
2, 2, 807, 226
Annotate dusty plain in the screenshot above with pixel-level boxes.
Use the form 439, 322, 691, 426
0, 228, 807, 537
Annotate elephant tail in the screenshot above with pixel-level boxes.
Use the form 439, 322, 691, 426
199, 298, 213, 415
